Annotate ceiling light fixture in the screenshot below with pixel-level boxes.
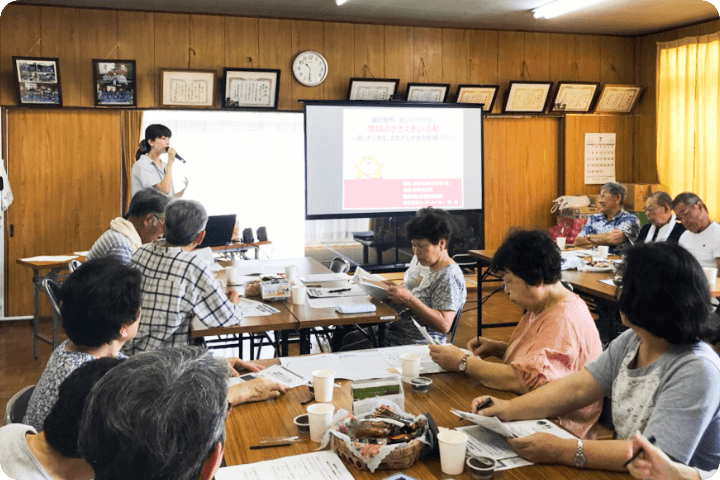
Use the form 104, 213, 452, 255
532, 0, 605, 19
336, 0, 350, 5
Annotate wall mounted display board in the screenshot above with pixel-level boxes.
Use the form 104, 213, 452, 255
549, 82, 600, 113
347, 78, 399, 101
92, 59, 136, 107
223, 68, 280, 109
502, 81, 553, 114
455, 85, 499, 111
406, 83, 450, 103
161, 69, 216, 108
12, 56, 62, 107
594, 84, 643, 113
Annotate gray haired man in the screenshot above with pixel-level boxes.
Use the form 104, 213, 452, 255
123, 199, 242, 354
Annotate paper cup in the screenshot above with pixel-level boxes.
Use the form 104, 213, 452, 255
438, 429, 469, 475
307, 403, 335, 442
556, 236, 566, 250
703, 267, 718, 289
285, 265, 298, 284
312, 369, 335, 403
400, 353, 421, 382
291, 285, 307, 305
225, 266, 237, 285
597, 245, 609, 259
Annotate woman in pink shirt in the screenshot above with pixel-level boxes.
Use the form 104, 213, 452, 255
430, 229, 603, 439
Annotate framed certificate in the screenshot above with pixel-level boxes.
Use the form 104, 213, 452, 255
549, 82, 600, 113
455, 84, 499, 111
161, 69, 216, 108
347, 78, 399, 101
503, 81, 554, 114
406, 83, 450, 103
223, 68, 280, 109
594, 84, 643, 113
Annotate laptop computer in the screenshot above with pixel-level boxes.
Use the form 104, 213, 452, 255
198, 214, 236, 248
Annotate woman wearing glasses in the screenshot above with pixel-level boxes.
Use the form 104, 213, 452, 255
472, 242, 720, 473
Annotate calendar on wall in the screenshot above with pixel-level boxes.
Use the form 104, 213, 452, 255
584, 133, 616, 184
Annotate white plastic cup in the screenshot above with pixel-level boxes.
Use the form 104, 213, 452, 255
225, 266, 237, 285
556, 236, 566, 250
307, 403, 335, 442
597, 245, 609, 259
400, 353, 421, 381
285, 265, 298, 284
312, 369, 335, 403
291, 285, 307, 305
703, 267, 718, 289
438, 429, 469, 475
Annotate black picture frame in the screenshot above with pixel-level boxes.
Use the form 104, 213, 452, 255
549, 81, 600, 113
406, 83, 450, 103
502, 81, 554, 114
455, 84, 499, 111
594, 84, 644, 114
12, 56, 63, 107
347, 78, 400, 101
222, 68, 281, 110
92, 59, 137, 107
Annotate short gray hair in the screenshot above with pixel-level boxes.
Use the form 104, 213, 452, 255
648, 191, 673, 209
602, 182, 626, 205
672, 191, 706, 211
79, 346, 227, 480
164, 199, 208, 246
125, 188, 170, 220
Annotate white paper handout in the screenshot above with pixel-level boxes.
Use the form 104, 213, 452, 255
215, 451, 354, 480
22, 255, 78, 262
352, 267, 390, 301
377, 345, 447, 375
411, 318, 438, 345
307, 295, 374, 309
298, 273, 351, 283
306, 285, 366, 298
226, 364, 308, 389
280, 351, 398, 382
235, 297, 280, 316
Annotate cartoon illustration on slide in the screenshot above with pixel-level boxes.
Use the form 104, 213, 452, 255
354, 155, 384, 179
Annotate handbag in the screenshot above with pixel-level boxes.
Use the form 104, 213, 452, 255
551, 195, 590, 213
549, 218, 588, 244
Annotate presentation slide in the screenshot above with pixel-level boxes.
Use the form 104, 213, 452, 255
305, 103, 483, 219
342, 108, 464, 210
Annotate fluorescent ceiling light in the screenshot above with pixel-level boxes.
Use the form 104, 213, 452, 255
532, 0, 606, 19
336, 0, 350, 5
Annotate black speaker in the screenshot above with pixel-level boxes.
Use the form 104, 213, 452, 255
257, 226, 267, 242
242, 227, 254, 243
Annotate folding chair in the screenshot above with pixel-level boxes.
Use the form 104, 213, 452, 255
4, 385, 35, 425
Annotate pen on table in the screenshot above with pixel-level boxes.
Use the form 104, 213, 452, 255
623, 435, 656, 468
328, 288, 351, 294
474, 397, 493, 413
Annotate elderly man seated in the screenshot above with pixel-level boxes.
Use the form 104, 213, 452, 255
637, 191, 685, 244
574, 182, 641, 255
86, 188, 170, 264
123, 199, 243, 355
79, 347, 235, 480
672, 192, 720, 273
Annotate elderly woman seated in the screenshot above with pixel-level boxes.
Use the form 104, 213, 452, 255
340, 207, 466, 350
473, 242, 720, 472
430, 229, 603, 438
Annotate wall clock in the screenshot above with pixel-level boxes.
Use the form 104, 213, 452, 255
292, 51, 328, 87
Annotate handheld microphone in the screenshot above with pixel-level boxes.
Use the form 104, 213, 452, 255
165, 147, 186, 163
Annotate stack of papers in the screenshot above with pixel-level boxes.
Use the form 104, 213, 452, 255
216, 451, 354, 480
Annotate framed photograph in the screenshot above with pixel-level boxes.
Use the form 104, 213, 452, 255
455, 84, 499, 111
549, 82, 600, 113
92, 59, 136, 107
223, 68, 280, 109
347, 78, 399, 101
594, 84, 643, 113
161, 69, 216, 108
502, 81, 554, 114
12, 56, 62, 107
406, 83, 450, 103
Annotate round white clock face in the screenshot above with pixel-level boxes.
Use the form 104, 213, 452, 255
292, 51, 328, 87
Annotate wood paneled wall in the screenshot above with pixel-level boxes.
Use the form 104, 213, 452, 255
633, 18, 720, 185
0, 4, 635, 112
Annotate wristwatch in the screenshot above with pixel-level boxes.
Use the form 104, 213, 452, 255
458, 353, 471, 372
574, 439, 586, 468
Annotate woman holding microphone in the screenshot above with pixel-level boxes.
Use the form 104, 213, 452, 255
131, 124, 188, 198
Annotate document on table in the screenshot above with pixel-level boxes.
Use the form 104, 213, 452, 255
298, 273, 350, 283
226, 364, 308, 389
280, 351, 398, 381
22, 255, 78, 262
307, 295, 374, 309
236, 297, 280, 316
306, 284, 366, 298
377, 344, 448, 375
599, 279, 616, 286
215, 451, 354, 480
458, 419, 577, 471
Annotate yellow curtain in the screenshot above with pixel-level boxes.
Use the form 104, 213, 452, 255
120, 110, 144, 211
657, 33, 720, 218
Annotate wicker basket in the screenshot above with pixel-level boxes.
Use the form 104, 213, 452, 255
330, 435, 425, 471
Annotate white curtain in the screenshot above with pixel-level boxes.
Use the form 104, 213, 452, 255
305, 218, 371, 245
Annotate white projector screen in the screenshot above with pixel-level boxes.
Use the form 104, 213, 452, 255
305, 102, 484, 219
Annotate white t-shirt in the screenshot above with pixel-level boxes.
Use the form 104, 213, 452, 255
0, 424, 52, 480
679, 221, 720, 269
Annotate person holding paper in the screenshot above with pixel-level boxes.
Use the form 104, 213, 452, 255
340, 207, 466, 350
471, 243, 720, 473
626, 433, 717, 480
429, 229, 603, 439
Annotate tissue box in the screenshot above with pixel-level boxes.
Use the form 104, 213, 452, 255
352, 378, 404, 416
260, 279, 291, 301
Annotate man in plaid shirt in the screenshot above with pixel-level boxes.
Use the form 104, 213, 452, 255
122, 200, 242, 355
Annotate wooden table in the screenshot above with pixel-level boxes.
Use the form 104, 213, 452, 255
223, 366, 631, 480
469, 249, 720, 336
192, 257, 398, 356
16, 254, 84, 358
210, 240, 272, 260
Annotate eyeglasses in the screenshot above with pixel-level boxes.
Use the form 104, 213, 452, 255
153, 214, 165, 225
